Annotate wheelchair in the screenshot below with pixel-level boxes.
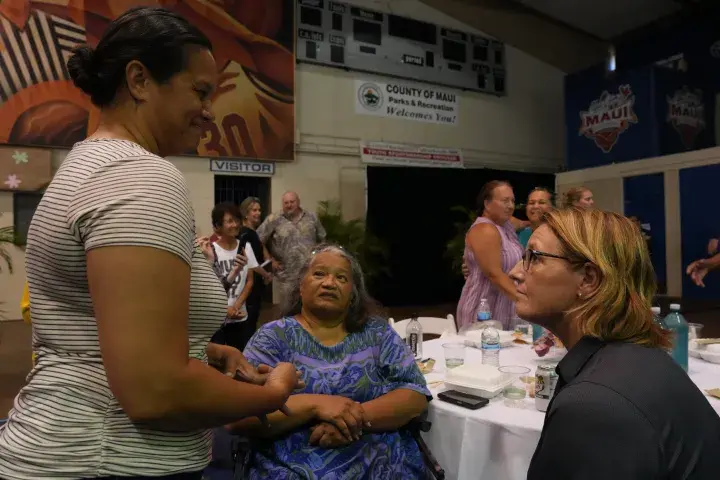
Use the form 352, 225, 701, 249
206, 411, 444, 480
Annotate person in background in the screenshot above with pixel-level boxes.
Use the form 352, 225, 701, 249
257, 191, 327, 305
686, 251, 720, 287
516, 187, 554, 248
0, 8, 301, 479
462, 187, 552, 279
211, 202, 259, 352
562, 186, 594, 208
238, 196, 273, 334
707, 236, 718, 256
20, 282, 36, 367
231, 244, 431, 479
511, 208, 720, 479
20, 282, 30, 325
457, 181, 523, 330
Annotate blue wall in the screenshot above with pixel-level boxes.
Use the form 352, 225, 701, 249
679, 164, 720, 300
565, 66, 714, 171
623, 173, 667, 293
564, 11, 720, 171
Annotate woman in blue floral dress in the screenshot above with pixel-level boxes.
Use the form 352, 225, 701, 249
231, 244, 432, 479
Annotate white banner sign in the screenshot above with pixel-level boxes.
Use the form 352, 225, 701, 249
355, 80, 459, 125
360, 141, 464, 168
210, 159, 275, 176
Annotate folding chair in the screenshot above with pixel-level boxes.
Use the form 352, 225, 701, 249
390, 315, 457, 340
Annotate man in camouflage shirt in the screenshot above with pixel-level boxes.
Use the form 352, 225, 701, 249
257, 191, 326, 304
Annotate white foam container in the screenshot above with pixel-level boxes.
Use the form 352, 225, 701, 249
444, 363, 513, 399
700, 350, 720, 364
444, 377, 513, 399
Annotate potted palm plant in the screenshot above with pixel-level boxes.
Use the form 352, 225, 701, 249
0, 217, 22, 320
0, 225, 14, 274
316, 200, 388, 287
444, 206, 477, 275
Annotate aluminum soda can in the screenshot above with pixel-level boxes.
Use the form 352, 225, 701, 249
535, 363, 558, 412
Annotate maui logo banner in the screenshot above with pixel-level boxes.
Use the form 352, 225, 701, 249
355, 80, 459, 125
0, 1, 295, 162
578, 85, 638, 153
666, 86, 705, 149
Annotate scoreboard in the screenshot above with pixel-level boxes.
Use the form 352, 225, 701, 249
296, 0, 507, 95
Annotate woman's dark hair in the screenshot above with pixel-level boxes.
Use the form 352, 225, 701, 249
281, 244, 385, 333
211, 202, 239, 229
528, 186, 554, 205
476, 180, 511, 214
67, 7, 212, 107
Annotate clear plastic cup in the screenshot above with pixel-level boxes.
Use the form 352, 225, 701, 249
688, 323, 704, 341
499, 365, 531, 408
442, 343, 466, 369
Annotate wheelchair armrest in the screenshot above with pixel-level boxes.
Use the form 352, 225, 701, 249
405, 412, 432, 433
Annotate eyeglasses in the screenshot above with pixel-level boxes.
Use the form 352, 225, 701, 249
522, 249, 574, 271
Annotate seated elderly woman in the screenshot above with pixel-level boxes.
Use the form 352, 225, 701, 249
512, 208, 720, 479
230, 244, 431, 479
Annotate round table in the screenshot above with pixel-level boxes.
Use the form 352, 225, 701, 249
419, 336, 720, 480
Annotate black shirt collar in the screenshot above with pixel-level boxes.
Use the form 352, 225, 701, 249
556, 336, 606, 385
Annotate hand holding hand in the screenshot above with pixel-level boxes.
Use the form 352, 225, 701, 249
312, 396, 369, 442
309, 422, 353, 448
208, 344, 256, 378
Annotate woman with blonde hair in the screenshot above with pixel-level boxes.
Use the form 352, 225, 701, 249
562, 186, 594, 208
511, 208, 720, 479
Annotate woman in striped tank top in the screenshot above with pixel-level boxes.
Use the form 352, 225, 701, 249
0, 7, 301, 480
457, 181, 524, 331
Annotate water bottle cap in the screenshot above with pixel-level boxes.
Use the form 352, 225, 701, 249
650, 307, 661, 314
669, 303, 681, 310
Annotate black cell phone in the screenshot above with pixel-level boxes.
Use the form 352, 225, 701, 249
437, 390, 489, 410
237, 231, 250, 253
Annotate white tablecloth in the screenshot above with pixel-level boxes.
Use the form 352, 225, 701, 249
419, 337, 720, 480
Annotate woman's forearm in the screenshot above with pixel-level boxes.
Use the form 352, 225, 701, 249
707, 253, 720, 270
233, 277, 253, 310
226, 264, 242, 284
361, 389, 427, 432
487, 271, 520, 302
226, 394, 322, 438
133, 358, 288, 431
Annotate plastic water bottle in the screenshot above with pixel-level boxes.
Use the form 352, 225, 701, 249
406, 316, 423, 360
651, 306, 665, 329
481, 322, 500, 366
476, 298, 491, 325
532, 324, 545, 342
664, 303, 688, 372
